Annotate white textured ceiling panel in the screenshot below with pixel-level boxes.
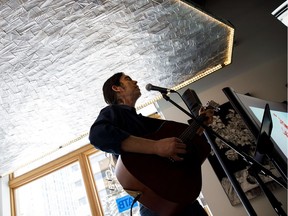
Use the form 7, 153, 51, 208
0, 0, 234, 175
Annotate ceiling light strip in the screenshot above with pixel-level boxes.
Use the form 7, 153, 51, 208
172, 64, 223, 91
180, 0, 234, 30
136, 64, 223, 110
225, 29, 235, 65
180, 0, 235, 66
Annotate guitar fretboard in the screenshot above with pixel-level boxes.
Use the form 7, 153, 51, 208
180, 115, 205, 144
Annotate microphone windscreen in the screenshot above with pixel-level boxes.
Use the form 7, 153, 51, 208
145, 83, 152, 91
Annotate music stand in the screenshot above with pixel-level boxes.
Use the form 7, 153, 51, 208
248, 103, 287, 216
253, 103, 273, 161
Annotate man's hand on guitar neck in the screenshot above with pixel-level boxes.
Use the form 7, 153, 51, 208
121, 135, 187, 162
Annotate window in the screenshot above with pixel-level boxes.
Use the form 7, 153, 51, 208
9, 145, 139, 216
14, 161, 91, 216
88, 152, 140, 216
75, 180, 83, 187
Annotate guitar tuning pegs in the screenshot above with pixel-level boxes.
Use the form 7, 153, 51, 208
206, 100, 221, 112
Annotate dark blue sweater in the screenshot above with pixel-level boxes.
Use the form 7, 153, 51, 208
89, 104, 164, 156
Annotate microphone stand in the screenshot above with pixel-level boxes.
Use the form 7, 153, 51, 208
161, 92, 287, 216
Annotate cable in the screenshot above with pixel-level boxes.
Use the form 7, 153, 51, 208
130, 193, 142, 216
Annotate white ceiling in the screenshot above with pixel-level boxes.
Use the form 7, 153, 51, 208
0, 0, 234, 176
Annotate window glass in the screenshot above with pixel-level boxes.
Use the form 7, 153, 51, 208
14, 161, 92, 216
89, 152, 140, 216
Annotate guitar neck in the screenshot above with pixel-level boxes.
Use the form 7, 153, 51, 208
179, 115, 205, 144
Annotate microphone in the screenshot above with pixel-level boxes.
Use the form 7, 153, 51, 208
145, 83, 176, 94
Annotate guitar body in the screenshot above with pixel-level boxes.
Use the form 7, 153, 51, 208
115, 121, 211, 215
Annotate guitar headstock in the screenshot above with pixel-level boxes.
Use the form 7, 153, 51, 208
198, 101, 219, 125
182, 88, 220, 117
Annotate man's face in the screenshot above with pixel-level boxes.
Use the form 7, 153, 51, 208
118, 74, 141, 101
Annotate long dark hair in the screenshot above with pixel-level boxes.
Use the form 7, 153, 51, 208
102, 72, 123, 105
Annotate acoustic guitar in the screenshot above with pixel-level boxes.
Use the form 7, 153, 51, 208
115, 99, 216, 215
